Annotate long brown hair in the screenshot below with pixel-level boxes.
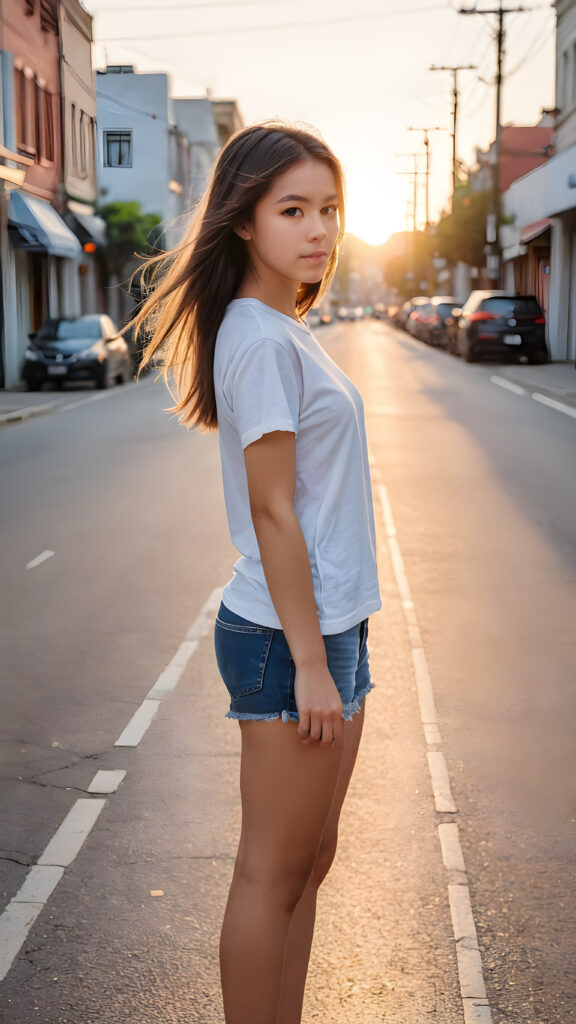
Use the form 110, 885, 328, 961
128, 120, 346, 430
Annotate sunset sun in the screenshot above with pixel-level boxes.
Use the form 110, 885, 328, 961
345, 171, 406, 246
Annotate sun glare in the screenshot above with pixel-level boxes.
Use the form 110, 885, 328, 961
345, 172, 406, 247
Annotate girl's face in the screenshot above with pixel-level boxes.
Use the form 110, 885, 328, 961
237, 158, 341, 286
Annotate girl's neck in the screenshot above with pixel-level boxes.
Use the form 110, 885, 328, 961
234, 276, 299, 323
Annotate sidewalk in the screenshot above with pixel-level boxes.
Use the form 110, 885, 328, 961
0, 385, 74, 427
490, 360, 576, 407
0, 379, 138, 428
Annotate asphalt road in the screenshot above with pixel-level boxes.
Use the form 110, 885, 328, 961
0, 320, 574, 1024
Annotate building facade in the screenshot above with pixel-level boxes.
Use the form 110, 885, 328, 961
59, 0, 106, 316
501, 0, 576, 361
0, 0, 103, 388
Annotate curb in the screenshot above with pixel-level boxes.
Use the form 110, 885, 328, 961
0, 401, 60, 429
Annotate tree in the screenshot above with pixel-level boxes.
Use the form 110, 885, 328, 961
384, 231, 435, 297
96, 201, 162, 284
435, 188, 490, 270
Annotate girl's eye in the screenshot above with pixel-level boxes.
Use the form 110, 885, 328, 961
282, 205, 338, 217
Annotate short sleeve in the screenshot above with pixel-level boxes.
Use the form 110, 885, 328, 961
229, 339, 302, 449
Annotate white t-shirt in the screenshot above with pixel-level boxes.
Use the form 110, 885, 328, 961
213, 297, 381, 635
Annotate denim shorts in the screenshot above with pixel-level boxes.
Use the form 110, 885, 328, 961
214, 601, 373, 723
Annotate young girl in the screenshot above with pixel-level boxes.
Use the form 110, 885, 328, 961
131, 121, 381, 1024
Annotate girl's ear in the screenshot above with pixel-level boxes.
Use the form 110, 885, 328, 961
233, 223, 251, 241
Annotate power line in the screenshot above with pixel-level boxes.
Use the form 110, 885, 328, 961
92, 0, 288, 12
95, 2, 450, 42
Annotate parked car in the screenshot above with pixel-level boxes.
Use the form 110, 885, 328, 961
451, 291, 549, 363
397, 296, 429, 332
416, 296, 459, 347
406, 297, 432, 337
23, 314, 133, 391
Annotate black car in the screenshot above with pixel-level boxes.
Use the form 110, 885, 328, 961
452, 291, 549, 363
417, 296, 459, 347
23, 315, 133, 390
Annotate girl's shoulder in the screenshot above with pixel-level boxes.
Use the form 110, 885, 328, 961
215, 299, 303, 368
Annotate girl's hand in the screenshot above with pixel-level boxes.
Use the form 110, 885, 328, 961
294, 665, 343, 748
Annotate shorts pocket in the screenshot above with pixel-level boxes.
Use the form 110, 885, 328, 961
214, 617, 274, 699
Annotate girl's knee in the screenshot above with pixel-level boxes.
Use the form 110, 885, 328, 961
237, 856, 318, 912
311, 829, 338, 888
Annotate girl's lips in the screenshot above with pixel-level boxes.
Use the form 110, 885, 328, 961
301, 252, 327, 260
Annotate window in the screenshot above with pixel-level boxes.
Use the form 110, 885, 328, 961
104, 130, 132, 167
71, 103, 78, 173
44, 90, 54, 162
14, 66, 37, 155
79, 111, 87, 176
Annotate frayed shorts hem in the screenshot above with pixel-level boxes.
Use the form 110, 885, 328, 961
225, 680, 375, 723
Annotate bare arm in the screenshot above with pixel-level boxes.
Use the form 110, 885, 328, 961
243, 430, 342, 746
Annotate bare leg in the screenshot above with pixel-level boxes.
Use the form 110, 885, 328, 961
276, 704, 366, 1024
219, 717, 344, 1024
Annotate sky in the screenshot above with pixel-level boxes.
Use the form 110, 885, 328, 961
86, 0, 556, 245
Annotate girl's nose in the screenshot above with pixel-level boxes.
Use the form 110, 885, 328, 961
308, 217, 327, 241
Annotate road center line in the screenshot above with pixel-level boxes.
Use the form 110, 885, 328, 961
490, 375, 526, 395
26, 549, 55, 569
376, 480, 493, 1024
531, 392, 576, 419
0, 584, 223, 987
0, 795, 107, 982
114, 585, 223, 747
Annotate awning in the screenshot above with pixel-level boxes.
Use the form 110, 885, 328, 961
8, 191, 82, 258
66, 209, 107, 248
520, 218, 552, 245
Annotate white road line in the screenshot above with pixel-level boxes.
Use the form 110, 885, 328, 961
531, 392, 576, 419
12, 866, 64, 905
38, 798, 106, 867
376, 479, 493, 1023
412, 648, 438, 725
114, 698, 160, 747
490, 376, 576, 421
117, 585, 223, 743
87, 769, 127, 794
427, 751, 458, 813
438, 823, 466, 872
0, 903, 45, 982
26, 549, 54, 569
490, 375, 526, 395
0, 585, 221, 983
0, 796, 106, 981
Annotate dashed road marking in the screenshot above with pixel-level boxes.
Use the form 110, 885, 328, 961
532, 392, 576, 419
88, 769, 127, 794
0, 796, 106, 982
38, 798, 107, 867
0, 585, 222, 983
377, 480, 493, 1024
114, 698, 160, 748
490, 375, 526, 395
26, 549, 54, 569
491, 375, 576, 421
114, 585, 223, 747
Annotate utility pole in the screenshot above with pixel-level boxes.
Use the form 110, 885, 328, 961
459, 2, 529, 286
396, 152, 425, 291
407, 127, 444, 231
429, 64, 477, 207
